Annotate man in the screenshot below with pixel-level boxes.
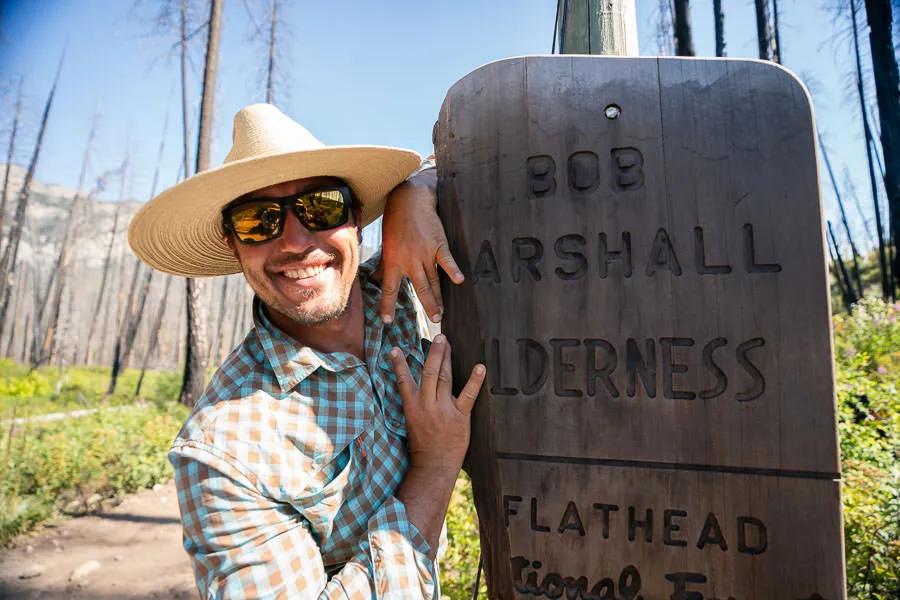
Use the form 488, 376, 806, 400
128, 103, 485, 598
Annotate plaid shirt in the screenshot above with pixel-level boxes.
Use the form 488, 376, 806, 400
169, 260, 437, 599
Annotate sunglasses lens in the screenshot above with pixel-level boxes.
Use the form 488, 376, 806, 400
229, 201, 282, 242
297, 189, 348, 230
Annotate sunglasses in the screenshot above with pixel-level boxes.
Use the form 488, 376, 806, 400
222, 185, 352, 244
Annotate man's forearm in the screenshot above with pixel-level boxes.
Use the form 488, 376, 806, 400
395, 465, 459, 559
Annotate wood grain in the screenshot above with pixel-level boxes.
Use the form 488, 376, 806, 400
436, 56, 845, 600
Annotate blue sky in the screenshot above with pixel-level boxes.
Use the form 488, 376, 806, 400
0, 1, 885, 247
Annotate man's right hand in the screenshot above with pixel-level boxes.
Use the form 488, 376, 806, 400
389, 334, 485, 473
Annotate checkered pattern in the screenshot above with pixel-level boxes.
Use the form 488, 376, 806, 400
169, 260, 438, 599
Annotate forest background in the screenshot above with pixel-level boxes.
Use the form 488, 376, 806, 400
0, 0, 898, 598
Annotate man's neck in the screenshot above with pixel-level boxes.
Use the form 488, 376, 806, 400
265, 280, 366, 360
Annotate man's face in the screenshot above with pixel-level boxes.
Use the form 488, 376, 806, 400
227, 176, 361, 326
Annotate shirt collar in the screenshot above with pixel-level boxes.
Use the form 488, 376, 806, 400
252, 261, 425, 392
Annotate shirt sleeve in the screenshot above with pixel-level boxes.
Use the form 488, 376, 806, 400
170, 444, 437, 599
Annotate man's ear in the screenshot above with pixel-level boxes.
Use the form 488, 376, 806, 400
224, 231, 238, 257
352, 205, 363, 243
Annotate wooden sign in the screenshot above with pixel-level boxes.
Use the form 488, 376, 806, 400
435, 57, 846, 600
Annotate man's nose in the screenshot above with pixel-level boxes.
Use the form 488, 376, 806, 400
277, 209, 316, 252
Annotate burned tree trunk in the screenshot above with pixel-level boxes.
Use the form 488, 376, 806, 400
180, 0, 223, 407
135, 275, 173, 398
108, 107, 171, 394
0, 54, 63, 344
851, 0, 891, 299
84, 202, 123, 364
265, 0, 279, 103
0, 77, 23, 241
828, 221, 858, 308
754, 0, 775, 61
819, 132, 864, 296
713, 0, 726, 57
673, 0, 695, 56
33, 119, 97, 366
864, 0, 900, 297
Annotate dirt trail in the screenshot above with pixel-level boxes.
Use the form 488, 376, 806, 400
0, 482, 196, 599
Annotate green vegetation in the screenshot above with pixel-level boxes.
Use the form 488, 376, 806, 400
0, 301, 897, 596
0, 363, 186, 545
833, 298, 900, 598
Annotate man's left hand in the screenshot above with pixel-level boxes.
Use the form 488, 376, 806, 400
376, 168, 464, 324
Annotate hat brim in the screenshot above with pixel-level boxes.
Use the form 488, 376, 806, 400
127, 145, 421, 277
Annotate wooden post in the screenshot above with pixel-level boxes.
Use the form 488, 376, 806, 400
436, 56, 846, 599
555, 0, 638, 56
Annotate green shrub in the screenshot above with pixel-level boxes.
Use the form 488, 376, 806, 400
834, 298, 900, 598
0, 382, 188, 545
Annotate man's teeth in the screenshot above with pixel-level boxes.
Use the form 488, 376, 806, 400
282, 264, 329, 279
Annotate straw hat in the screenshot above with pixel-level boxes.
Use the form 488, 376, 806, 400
127, 103, 421, 277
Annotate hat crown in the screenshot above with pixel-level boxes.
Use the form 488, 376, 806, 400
224, 103, 324, 164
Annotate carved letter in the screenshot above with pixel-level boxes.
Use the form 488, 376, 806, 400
550, 338, 582, 397
503, 495, 522, 527
626, 338, 657, 398
696, 512, 727, 551
665, 572, 707, 600
743, 223, 782, 273
646, 228, 683, 276
699, 337, 728, 400
526, 155, 557, 198
592, 503, 619, 539
736, 337, 766, 402
663, 509, 689, 547
585, 339, 619, 398
628, 506, 653, 543
694, 226, 732, 274
530, 497, 550, 532
568, 150, 600, 193
554, 234, 588, 280
518, 338, 549, 395
512, 237, 543, 283
660, 337, 696, 400
598, 232, 633, 278
473, 240, 501, 284
510, 556, 530, 591
558, 501, 586, 536
738, 516, 768, 554
485, 338, 517, 395
611, 147, 645, 191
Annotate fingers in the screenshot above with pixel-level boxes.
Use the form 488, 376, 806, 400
411, 266, 443, 323
379, 266, 403, 325
424, 262, 443, 321
419, 334, 446, 401
389, 347, 416, 404
435, 242, 464, 285
436, 335, 453, 401
454, 364, 486, 415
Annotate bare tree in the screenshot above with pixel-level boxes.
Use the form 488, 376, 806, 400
32, 118, 98, 366
134, 275, 173, 398
820, 131, 865, 296
84, 192, 124, 364
0, 76, 23, 241
754, 0, 779, 61
265, 0, 279, 103
108, 105, 173, 393
673, 0, 695, 56
654, 0, 675, 55
863, 0, 900, 297
181, 0, 223, 407
772, 0, 783, 63
850, 0, 891, 298
828, 222, 857, 310
713, 0, 725, 57
0, 52, 64, 345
